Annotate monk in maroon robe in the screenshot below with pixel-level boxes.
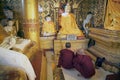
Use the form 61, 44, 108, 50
57, 42, 74, 69
73, 49, 95, 78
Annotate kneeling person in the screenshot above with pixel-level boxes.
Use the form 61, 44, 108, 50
57, 42, 74, 69
73, 49, 95, 78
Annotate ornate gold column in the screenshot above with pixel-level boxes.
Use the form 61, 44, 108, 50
54, 1, 60, 31
23, 0, 40, 49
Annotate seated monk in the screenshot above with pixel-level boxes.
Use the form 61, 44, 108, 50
41, 15, 56, 36
58, 3, 84, 38
57, 42, 74, 69
73, 49, 95, 78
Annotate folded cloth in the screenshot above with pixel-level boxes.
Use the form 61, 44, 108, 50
13, 39, 31, 51
0, 47, 36, 80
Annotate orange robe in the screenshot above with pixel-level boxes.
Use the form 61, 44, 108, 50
104, 0, 120, 30
42, 21, 56, 35
59, 13, 84, 36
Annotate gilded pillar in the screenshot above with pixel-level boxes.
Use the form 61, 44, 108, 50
23, 0, 40, 49
54, 8, 59, 31
54, 1, 60, 31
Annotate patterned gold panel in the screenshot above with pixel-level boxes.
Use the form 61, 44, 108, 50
38, 0, 54, 25
0, 0, 22, 18
0, 0, 23, 30
78, 0, 107, 27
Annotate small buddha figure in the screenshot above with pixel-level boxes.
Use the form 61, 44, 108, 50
4, 19, 17, 36
58, 3, 84, 38
41, 15, 56, 36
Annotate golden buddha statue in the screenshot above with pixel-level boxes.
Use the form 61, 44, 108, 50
58, 3, 84, 38
41, 15, 56, 36
4, 19, 17, 36
104, 0, 120, 30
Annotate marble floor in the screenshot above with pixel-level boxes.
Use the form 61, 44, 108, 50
62, 67, 111, 80
45, 51, 112, 80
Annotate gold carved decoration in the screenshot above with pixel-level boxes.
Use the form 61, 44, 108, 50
72, 0, 83, 9
53, 0, 60, 31
72, 0, 83, 25
77, 0, 107, 27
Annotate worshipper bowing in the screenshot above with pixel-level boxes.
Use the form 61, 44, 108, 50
83, 12, 94, 37
57, 42, 74, 69
73, 49, 95, 78
58, 3, 84, 38
41, 15, 56, 37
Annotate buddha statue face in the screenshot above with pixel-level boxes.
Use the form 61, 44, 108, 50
46, 16, 51, 22
65, 3, 71, 13
8, 20, 14, 26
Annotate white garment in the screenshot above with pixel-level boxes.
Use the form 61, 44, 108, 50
42, 32, 54, 37
0, 47, 36, 80
38, 5, 43, 13
4, 26, 13, 32
0, 36, 16, 49
46, 17, 51, 22
83, 14, 92, 28
83, 14, 93, 35
62, 12, 69, 16
13, 39, 31, 51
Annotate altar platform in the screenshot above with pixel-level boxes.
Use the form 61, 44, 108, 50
40, 36, 89, 63
40, 36, 89, 52
86, 28, 120, 73
40, 36, 55, 50
54, 39, 89, 55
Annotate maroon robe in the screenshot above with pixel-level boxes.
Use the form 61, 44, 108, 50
73, 54, 95, 78
57, 49, 74, 69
